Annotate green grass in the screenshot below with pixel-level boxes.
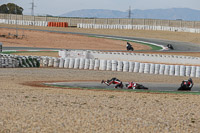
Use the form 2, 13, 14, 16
44, 84, 200, 95
88, 35, 163, 51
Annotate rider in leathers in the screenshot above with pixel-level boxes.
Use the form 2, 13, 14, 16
178, 78, 194, 91
101, 78, 123, 89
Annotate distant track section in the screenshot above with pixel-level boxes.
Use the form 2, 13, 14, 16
1, 26, 200, 52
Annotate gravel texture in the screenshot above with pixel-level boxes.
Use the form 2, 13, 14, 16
0, 68, 200, 132
0, 25, 200, 132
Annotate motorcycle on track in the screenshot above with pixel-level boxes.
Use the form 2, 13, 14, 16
178, 78, 193, 91
126, 42, 134, 51
167, 44, 174, 50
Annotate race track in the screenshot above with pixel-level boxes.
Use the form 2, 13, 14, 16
44, 81, 200, 92
2, 27, 200, 52
1, 27, 200, 93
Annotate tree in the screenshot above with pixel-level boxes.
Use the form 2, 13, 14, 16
0, 3, 23, 15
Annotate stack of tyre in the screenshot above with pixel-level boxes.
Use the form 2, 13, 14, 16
39, 56, 200, 78
0, 54, 40, 68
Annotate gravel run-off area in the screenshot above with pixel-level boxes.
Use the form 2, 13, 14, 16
0, 24, 200, 132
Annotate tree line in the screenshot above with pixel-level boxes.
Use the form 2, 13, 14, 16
0, 3, 23, 15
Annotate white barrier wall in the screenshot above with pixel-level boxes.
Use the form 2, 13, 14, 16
0, 19, 48, 27
77, 23, 200, 34
39, 56, 200, 78
59, 50, 200, 66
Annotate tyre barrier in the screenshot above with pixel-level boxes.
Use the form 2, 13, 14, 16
3, 54, 200, 78
84, 59, 90, 70
123, 61, 129, 72
133, 62, 140, 73
139, 63, 145, 73
196, 67, 200, 77
0, 54, 40, 68
53, 58, 59, 68
74, 58, 80, 69
94, 59, 100, 70
48, 22, 68, 27
144, 63, 150, 74
150, 63, 155, 74
60, 50, 200, 65
111, 60, 117, 71
69, 58, 75, 69
89, 59, 95, 70
48, 57, 53, 67
159, 64, 165, 75
39, 57, 200, 77
64, 58, 70, 68
59, 58, 65, 68
155, 64, 160, 74
117, 61, 123, 72
175, 65, 180, 76
129, 62, 134, 72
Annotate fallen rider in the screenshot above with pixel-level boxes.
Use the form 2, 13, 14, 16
101, 77, 123, 89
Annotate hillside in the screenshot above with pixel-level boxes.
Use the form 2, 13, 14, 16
61, 8, 200, 21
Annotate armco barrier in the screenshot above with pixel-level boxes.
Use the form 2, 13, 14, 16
39, 57, 200, 78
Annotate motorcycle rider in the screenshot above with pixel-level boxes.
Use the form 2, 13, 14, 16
101, 77, 123, 89
178, 78, 194, 91
126, 42, 134, 51
167, 44, 174, 50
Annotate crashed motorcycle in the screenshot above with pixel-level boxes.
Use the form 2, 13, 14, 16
125, 82, 148, 90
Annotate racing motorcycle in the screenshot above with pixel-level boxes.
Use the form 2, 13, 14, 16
126, 42, 134, 51
178, 78, 193, 91
125, 82, 148, 90
167, 44, 174, 50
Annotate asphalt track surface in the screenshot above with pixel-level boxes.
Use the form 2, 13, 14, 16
1, 26, 200, 92
45, 82, 200, 92
2, 27, 200, 52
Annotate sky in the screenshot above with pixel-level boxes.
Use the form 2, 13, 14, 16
1, 0, 200, 16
